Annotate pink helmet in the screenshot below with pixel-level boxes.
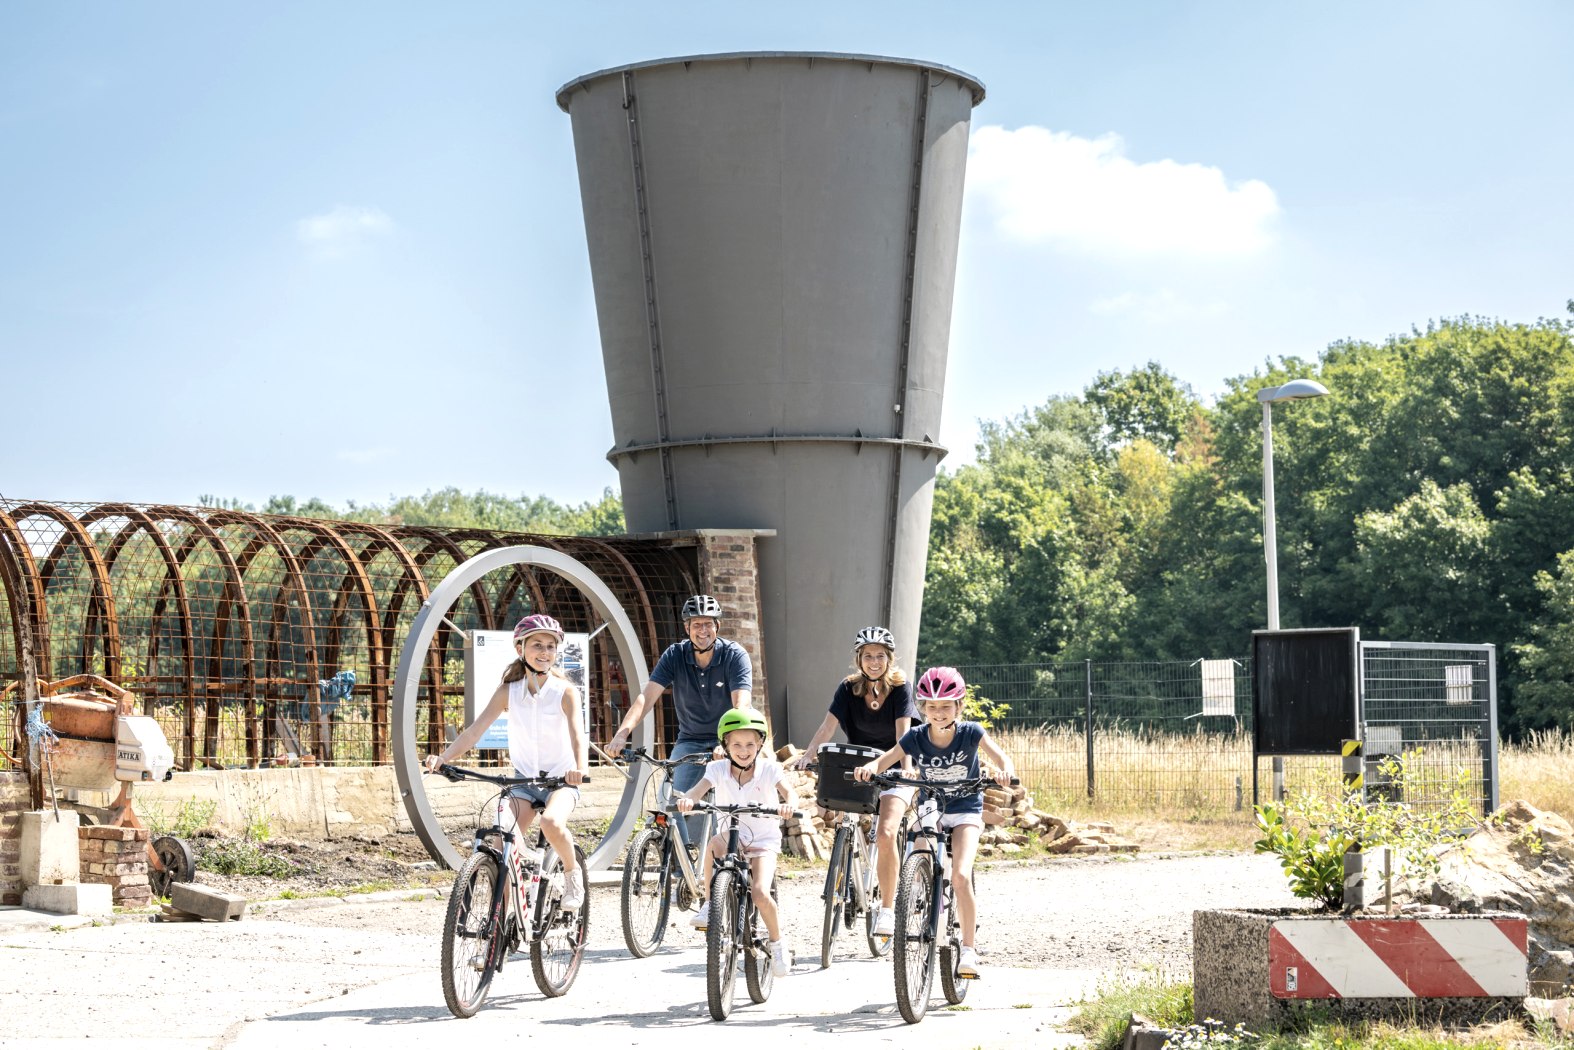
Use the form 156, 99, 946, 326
512, 614, 563, 644
915, 666, 967, 702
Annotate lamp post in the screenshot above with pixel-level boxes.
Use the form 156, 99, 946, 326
1258, 377, 1329, 798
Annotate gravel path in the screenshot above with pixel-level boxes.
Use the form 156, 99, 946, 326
270, 850, 1305, 975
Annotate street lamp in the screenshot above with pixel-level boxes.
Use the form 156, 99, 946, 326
1258, 379, 1329, 631
1258, 377, 1328, 800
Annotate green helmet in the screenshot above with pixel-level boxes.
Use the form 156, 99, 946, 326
716, 707, 768, 743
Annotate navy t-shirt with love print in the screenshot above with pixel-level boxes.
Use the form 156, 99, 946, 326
897, 720, 985, 815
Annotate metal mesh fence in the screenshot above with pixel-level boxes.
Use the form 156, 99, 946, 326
0, 499, 698, 771
963, 647, 1498, 818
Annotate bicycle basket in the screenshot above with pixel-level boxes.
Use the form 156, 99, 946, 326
814, 743, 883, 814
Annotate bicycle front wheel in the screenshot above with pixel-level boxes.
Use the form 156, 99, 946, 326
820, 825, 849, 968
892, 851, 937, 1024
745, 873, 779, 1004
440, 851, 502, 1018
620, 827, 670, 958
705, 869, 741, 1021
530, 843, 590, 998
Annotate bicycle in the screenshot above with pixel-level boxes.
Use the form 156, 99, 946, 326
856, 768, 1018, 1024
432, 765, 592, 1017
687, 800, 803, 1022
616, 746, 714, 957
809, 758, 910, 968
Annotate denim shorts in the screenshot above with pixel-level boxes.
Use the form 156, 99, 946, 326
506, 783, 580, 810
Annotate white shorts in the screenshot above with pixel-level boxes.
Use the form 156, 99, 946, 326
879, 785, 917, 807
939, 811, 983, 831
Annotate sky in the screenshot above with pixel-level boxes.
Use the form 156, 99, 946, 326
3, 3, 1571, 512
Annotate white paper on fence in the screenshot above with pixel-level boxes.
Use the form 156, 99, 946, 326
1445, 664, 1473, 705
1200, 659, 1236, 716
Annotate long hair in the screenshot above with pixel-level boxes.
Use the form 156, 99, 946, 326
843, 652, 907, 698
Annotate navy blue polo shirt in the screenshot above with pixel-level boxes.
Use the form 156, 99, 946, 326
649, 637, 754, 741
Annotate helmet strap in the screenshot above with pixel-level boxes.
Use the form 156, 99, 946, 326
861, 671, 884, 683
692, 641, 716, 655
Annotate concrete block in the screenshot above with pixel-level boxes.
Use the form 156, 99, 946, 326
23, 881, 112, 916
170, 882, 248, 920
20, 810, 81, 886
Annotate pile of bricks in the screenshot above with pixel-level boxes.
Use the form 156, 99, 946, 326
79, 825, 152, 907
777, 753, 837, 859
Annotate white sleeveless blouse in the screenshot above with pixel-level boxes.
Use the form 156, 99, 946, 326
506, 673, 576, 778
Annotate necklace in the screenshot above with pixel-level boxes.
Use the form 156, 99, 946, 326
867, 684, 885, 711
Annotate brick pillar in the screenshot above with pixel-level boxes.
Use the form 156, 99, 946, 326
696, 531, 768, 709
80, 825, 152, 907
0, 776, 26, 905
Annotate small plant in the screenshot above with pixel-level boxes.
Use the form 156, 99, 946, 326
199, 839, 296, 879
1254, 749, 1498, 910
962, 683, 1010, 729
1070, 967, 1192, 1050
146, 798, 218, 838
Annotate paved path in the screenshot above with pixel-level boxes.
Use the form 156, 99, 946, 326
3, 891, 1091, 1050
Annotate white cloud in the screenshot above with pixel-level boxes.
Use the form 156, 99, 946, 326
1089, 288, 1229, 323
967, 125, 1280, 258
294, 205, 393, 256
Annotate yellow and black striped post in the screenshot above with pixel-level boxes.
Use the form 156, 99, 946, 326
1342, 738, 1363, 911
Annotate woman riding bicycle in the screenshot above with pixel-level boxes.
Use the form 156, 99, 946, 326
853, 666, 1015, 978
793, 625, 919, 937
676, 707, 798, 977
424, 613, 589, 913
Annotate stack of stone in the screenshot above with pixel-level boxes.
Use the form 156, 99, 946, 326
79, 825, 152, 907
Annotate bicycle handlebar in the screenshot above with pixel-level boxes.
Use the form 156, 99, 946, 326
845, 769, 1019, 794
687, 801, 806, 819
617, 746, 711, 771
431, 764, 589, 788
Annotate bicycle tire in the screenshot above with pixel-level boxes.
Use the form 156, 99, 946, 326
620, 827, 670, 958
440, 851, 502, 1018
745, 873, 779, 1003
940, 864, 975, 1004
892, 851, 936, 1024
705, 869, 741, 1021
530, 842, 590, 998
820, 825, 849, 968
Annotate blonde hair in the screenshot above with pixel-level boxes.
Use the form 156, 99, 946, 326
844, 648, 908, 698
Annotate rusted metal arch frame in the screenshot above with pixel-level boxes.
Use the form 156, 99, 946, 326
151, 506, 258, 768
14, 502, 123, 681
0, 509, 50, 678
393, 528, 501, 750
207, 510, 318, 769
553, 536, 663, 659
427, 530, 554, 631
273, 517, 387, 764
329, 520, 434, 764
82, 504, 198, 720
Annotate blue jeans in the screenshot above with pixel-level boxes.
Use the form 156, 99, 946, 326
669, 736, 715, 845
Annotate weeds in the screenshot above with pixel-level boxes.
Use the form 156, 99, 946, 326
199, 839, 295, 878
1070, 966, 1193, 1050
145, 798, 218, 838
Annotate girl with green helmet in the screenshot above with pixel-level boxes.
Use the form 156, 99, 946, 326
674, 706, 799, 978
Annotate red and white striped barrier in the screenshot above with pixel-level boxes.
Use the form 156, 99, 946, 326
1269, 917, 1528, 999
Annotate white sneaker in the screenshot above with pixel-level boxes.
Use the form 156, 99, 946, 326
770, 940, 790, 977
560, 869, 584, 911
689, 901, 709, 930
957, 945, 980, 977
872, 907, 895, 937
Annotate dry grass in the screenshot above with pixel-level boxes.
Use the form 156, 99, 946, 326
991, 724, 1574, 854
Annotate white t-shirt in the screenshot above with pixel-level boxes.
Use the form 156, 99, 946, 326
507, 673, 576, 778
702, 756, 786, 852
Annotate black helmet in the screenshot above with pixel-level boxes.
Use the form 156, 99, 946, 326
681, 594, 722, 622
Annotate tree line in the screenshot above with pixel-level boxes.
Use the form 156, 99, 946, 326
231, 310, 1574, 734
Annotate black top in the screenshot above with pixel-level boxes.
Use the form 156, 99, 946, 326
827, 679, 920, 751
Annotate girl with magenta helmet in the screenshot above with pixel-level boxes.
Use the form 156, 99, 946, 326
793, 626, 919, 936
853, 666, 1015, 978
424, 613, 590, 912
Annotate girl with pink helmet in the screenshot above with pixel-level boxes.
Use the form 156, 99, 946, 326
424, 613, 590, 911
853, 665, 1015, 978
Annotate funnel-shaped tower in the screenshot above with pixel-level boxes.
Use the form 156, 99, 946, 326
558, 51, 983, 739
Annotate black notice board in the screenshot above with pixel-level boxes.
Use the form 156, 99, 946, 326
1252, 628, 1360, 756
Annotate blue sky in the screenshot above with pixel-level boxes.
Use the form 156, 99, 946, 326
3, 3, 1570, 511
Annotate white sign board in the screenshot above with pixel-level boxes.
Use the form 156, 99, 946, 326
1200, 659, 1236, 717
464, 630, 592, 751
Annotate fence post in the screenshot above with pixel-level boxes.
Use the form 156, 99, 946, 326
1085, 659, 1095, 799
